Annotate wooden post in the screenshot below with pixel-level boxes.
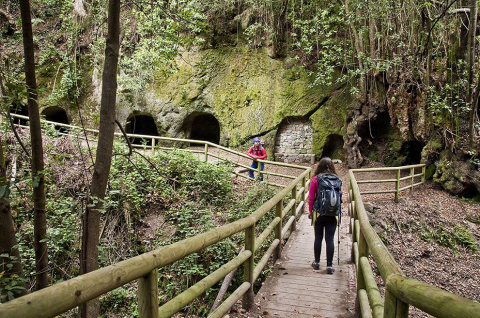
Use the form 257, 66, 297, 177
243, 224, 255, 310
384, 289, 409, 318
355, 231, 368, 317
302, 176, 310, 201
291, 185, 297, 231
138, 269, 159, 318
257, 161, 262, 181
274, 200, 283, 261
204, 144, 208, 162
422, 165, 426, 183
349, 200, 355, 234
151, 138, 155, 153
410, 167, 414, 194
395, 169, 400, 202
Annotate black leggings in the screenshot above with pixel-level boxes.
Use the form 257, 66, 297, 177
314, 216, 337, 266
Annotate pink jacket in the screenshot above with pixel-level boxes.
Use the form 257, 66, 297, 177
308, 176, 319, 213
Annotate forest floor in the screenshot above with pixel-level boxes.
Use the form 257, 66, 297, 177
225, 157, 480, 318
360, 180, 480, 318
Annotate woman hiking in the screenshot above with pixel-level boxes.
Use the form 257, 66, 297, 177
308, 157, 342, 274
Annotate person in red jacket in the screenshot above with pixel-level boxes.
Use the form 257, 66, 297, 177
246, 137, 267, 181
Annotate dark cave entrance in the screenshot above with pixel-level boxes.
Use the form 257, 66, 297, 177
322, 134, 345, 160
10, 104, 28, 126
399, 140, 425, 165
125, 114, 160, 146
42, 106, 70, 132
189, 114, 220, 145
358, 112, 425, 166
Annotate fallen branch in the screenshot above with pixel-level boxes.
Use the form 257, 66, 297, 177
209, 247, 245, 314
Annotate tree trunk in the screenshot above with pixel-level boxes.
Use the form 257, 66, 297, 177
468, 0, 478, 147
19, 0, 48, 291
0, 135, 27, 299
79, 0, 120, 317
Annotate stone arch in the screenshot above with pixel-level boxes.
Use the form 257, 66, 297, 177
42, 106, 70, 133
185, 113, 220, 144
125, 113, 159, 145
322, 134, 345, 160
274, 118, 314, 163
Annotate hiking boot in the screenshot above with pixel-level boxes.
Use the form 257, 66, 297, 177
327, 266, 335, 274
311, 261, 320, 270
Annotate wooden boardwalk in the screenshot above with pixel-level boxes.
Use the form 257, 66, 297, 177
253, 213, 355, 318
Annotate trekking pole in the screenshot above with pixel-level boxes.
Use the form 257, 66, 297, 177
338, 212, 341, 265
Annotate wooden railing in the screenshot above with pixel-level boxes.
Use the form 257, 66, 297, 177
7, 113, 304, 187
0, 113, 312, 318
349, 167, 480, 318
351, 164, 426, 202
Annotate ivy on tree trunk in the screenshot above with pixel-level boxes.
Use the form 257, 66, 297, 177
79, 0, 121, 317
19, 0, 48, 292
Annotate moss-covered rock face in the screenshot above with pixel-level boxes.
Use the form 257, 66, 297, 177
434, 150, 480, 197
122, 46, 351, 158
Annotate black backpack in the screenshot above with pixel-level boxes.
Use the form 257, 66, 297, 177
313, 173, 342, 217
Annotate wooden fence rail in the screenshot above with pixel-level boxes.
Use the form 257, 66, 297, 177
0, 113, 312, 318
351, 164, 426, 202
6, 113, 306, 186
349, 167, 480, 318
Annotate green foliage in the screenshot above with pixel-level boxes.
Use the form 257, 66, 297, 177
100, 284, 138, 317
452, 225, 478, 252
0, 254, 28, 302
420, 221, 478, 253
289, 5, 348, 86
118, 2, 207, 99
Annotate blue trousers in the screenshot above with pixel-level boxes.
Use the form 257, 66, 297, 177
249, 162, 265, 181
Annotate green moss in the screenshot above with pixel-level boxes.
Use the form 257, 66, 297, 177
367, 152, 378, 162
151, 45, 346, 148
425, 164, 436, 180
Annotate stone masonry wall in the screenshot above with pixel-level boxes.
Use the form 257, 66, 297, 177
274, 119, 314, 163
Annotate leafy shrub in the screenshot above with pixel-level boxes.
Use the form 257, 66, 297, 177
420, 222, 478, 253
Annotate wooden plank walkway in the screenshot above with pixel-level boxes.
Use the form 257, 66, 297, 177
253, 213, 355, 318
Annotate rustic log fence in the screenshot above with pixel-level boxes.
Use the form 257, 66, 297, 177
351, 164, 426, 202
7, 113, 305, 187
349, 167, 480, 318
0, 113, 311, 318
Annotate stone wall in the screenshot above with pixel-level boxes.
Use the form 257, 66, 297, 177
274, 119, 314, 163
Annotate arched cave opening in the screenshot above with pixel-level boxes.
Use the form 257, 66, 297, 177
125, 114, 159, 146
357, 112, 425, 166
10, 104, 28, 126
42, 106, 70, 133
322, 134, 345, 160
358, 112, 393, 161
398, 140, 425, 165
189, 114, 220, 145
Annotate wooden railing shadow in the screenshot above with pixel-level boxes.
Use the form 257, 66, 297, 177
349, 166, 480, 318
0, 113, 312, 318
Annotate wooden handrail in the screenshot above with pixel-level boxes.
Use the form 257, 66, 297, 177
8, 113, 307, 180
352, 164, 425, 201
349, 167, 480, 318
